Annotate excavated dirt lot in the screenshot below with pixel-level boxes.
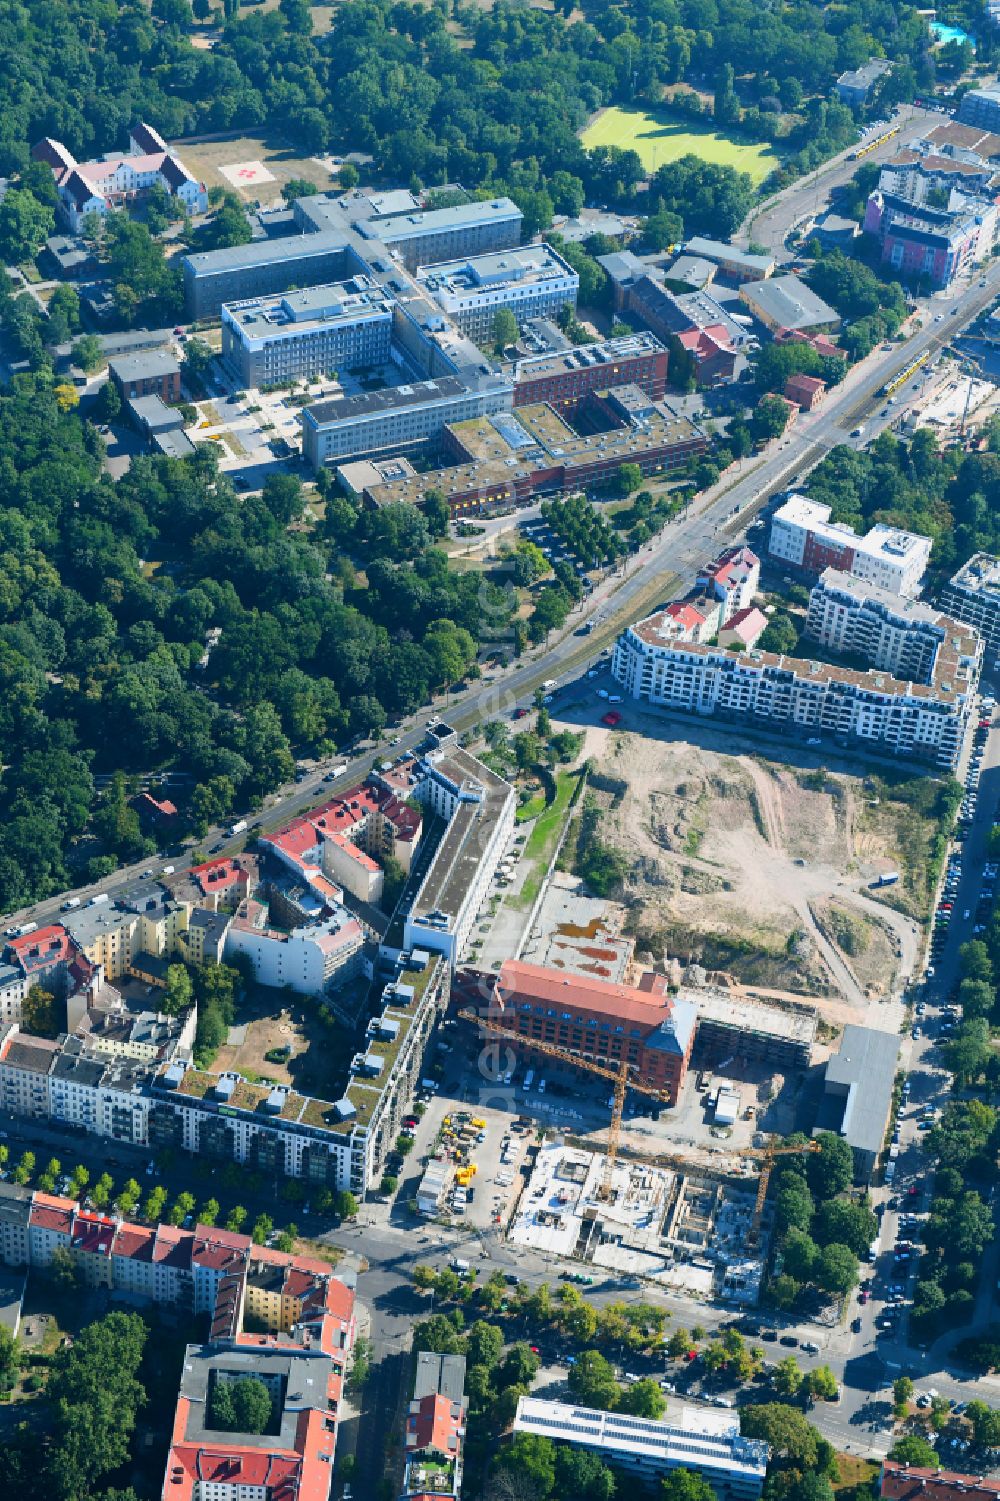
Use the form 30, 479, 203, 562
575, 725, 929, 1006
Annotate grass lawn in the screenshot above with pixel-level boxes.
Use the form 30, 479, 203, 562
580, 105, 780, 184
833, 1455, 879, 1493
511, 768, 584, 910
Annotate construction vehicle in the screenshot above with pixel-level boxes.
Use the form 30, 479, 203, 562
459, 1007, 819, 1221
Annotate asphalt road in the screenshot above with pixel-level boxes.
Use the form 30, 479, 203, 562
10, 246, 1000, 939
743, 104, 945, 259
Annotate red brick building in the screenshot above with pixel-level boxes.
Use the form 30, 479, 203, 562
512, 333, 669, 412
488, 959, 698, 1104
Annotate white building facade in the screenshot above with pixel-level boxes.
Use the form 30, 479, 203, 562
769, 495, 931, 596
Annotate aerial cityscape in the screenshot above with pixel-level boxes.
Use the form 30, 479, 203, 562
3, 6, 1000, 1501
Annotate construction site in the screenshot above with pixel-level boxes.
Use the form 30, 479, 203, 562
508, 1139, 767, 1304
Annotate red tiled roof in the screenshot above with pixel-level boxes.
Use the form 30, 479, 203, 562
72, 1211, 116, 1256
29, 1192, 76, 1235
664, 601, 706, 630
785, 373, 825, 398
113, 1223, 156, 1262
881, 1462, 1000, 1501
9, 924, 76, 976
407, 1392, 462, 1454
497, 959, 678, 1028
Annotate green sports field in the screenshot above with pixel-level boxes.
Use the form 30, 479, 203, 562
580, 106, 780, 184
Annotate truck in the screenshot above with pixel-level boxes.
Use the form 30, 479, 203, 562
61, 897, 82, 911
10, 921, 38, 938
869, 871, 900, 889
88, 893, 109, 908
229, 820, 248, 837
450, 1257, 470, 1273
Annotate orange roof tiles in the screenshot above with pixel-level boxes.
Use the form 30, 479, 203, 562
497, 959, 677, 1027
407, 1393, 462, 1454
882, 1463, 1000, 1501
29, 1192, 76, 1235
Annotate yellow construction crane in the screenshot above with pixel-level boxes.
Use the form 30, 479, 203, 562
458, 1007, 675, 1198
459, 1007, 820, 1228
743, 1138, 822, 1245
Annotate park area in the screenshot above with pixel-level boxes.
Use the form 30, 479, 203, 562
580, 105, 780, 184
209, 981, 367, 1098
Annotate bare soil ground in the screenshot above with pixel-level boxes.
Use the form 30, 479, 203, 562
212, 985, 358, 1098
577, 724, 928, 1005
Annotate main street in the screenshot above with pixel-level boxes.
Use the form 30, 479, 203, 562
10, 243, 1000, 939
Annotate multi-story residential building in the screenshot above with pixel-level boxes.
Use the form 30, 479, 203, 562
302, 372, 513, 468
403, 741, 516, 965
225, 906, 365, 994
805, 569, 949, 681
403, 1353, 468, 1501
221, 282, 394, 388
417, 244, 579, 340
940, 552, 1000, 659
0, 1031, 61, 1119
880, 1462, 1000, 1501
835, 58, 892, 107
512, 1397, 769, 1500
959, 83, 1000, 134
697, 546, 761, 616
510, 333, 668, 412
261, 774, 423, 905
0, 962, 28, 1025
864, 194, 983, 288
32, 124, 207, 232
182, 193, 522, 318
489, 959, 697, 1104
612, 600, 980, 771
769, 494, 932, 596
150, 951, 446, 1193
0, 1182, 32, 1267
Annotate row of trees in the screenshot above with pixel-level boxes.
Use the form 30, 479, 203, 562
768, 1133, 865, 1308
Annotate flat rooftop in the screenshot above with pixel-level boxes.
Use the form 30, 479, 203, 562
177, 1339, 331, 1449
513, 1395, 769, 1481
509, 331, 665, 383
410, 748, 513, 928
304, 374, 471, 428
949, 551, 1000, 598
223, 281, 392, 336
681, 985, 817, 1045
741, 275, 839, 329
418, 243, 574, 299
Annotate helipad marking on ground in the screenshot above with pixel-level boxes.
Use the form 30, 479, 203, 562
219, 159, 276, 189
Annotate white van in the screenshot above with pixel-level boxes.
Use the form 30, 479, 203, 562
451, 1257, 470, 1273
523, 1069, 535, 1090
538, 1078, 547, 1093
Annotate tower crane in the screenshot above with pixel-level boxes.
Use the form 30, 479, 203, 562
457, 1007, 674, 1199
458, 1008, 821, 1228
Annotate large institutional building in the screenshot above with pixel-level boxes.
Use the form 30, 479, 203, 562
613, 573, 980, 771
32, 123, 207, 231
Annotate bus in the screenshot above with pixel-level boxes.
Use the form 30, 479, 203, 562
523, 1069, 535, 1090
848, 124, 900, 161
881, 348, 930, 396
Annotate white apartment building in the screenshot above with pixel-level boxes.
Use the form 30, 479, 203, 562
513, 1397, 769, 1500
696, 546, 761, 615
224, 909, 365, 994
805, 569, 947, 681
613, 605, 980, 771
0, 964, 28, 1024
417, 244, 579, 340
940, 551, 1000, 658
403, 741, 516, 964
221, 282, 394, 388
769, 494, 931, 596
